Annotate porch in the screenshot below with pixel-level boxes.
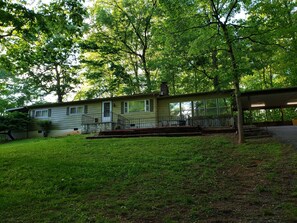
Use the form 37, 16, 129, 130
81, 112, 235, 134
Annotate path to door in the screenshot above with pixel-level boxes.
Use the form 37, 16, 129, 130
266, 126, 297, 149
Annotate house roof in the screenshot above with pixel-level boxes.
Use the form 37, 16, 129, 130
5, 107, 29, 113
241, 86, 297, 110
6, 86, 297, 112
25, 90, 235, 110
8, 93, 159, 111
157, 89, 234, 100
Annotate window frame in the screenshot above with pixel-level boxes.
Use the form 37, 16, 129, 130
169, 101, 192, 118
123, 99, 151, 113
35, 109, 48, 118
193, 98, 231, 117
69, 106, 83, 115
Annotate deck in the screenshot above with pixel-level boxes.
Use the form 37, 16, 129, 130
86, 126, 235, 139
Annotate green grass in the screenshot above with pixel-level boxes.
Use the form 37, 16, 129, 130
0, 135, 296, 222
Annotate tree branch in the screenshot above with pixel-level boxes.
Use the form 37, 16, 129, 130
0, 29, 15, 39
224, 0, 238, 25
170, 22, 218, 35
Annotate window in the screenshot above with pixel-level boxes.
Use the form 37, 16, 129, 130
169, 101, 192, 118
206, 99, 218, 116
218, 98, 231, 115
194, 101, 205, 116
123, 100, 151, 113
170, 102, 180, 116
69, 106, 83, 114
193, 98, 231, 117
35, 109, 48, 118
181, 102, 192, 117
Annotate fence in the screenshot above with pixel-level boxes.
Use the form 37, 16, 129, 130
81, 113, 235, 133
81, 112, 129, 133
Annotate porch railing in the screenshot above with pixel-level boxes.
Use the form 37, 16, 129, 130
81, 112, 129, 133
119, 115, 235, 129
189, 115, 235, 128
81, 113, 235, 133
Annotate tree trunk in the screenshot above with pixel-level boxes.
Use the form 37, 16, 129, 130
194, 71, 198, 93
55, 65, 63, 103
130, 54, 141, 93
221, 24, 245, 144
234, 80, 244, 144
172, 72, 176, 95
141, 55, 152, 92
211, 49, 220, 91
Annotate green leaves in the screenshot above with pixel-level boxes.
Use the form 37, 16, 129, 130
1, 0, 297, 112
0, 112, 31, 132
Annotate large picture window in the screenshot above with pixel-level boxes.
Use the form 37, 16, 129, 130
169, 102, 180, 116
193, 98, 231, 117
169, 101, 192, 118
123, 99, 152, 113
194, 101, 205, 116
171, 98, 231, 118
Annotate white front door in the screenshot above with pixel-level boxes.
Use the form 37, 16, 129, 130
102, 101, 112, 122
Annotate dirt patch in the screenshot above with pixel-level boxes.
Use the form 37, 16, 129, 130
206, 144, 297, 222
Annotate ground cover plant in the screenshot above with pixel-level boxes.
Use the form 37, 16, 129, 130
0, 135, 296, 222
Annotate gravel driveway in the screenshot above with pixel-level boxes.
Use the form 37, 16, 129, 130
266, 126, 297, 148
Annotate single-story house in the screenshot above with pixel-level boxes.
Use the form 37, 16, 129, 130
6, 84, 297, 138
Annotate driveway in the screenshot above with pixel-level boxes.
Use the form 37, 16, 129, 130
266, 126, 297, 148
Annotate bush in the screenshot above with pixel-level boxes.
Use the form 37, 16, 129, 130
0, 112, 31, 132
37, 120, 52, 137
0, 112, 31, 140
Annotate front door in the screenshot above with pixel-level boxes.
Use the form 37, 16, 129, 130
102, 101, 112, 122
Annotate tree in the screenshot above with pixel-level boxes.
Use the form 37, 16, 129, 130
0, 0, 45, 111
0, 0, 43, 40
81, 0, 158, 97
0, 112, 31, 140
2, 0, 87, 103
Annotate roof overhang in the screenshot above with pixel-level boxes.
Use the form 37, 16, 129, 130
241, 87, 297, 110
5, 107, 29, 113
157, 89, 234, 100
26, 93, 159, 109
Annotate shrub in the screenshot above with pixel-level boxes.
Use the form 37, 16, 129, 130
37, 120, 52, 137
0, 112, 31, 140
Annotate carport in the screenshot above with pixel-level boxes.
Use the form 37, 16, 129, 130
241, 87, 297, 125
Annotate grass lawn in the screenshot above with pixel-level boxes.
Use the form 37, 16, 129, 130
0, 135, 296, 222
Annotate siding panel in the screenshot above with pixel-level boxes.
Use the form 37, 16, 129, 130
29, 102, 101, 131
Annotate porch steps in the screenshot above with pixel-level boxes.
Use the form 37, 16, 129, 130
202, 127, 236, 134
243, 125, 272, 139
87, 132, 202, 139
86, 126, 202, 139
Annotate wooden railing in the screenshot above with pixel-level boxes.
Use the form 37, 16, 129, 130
81, 113, 235, 133
189, 115, 235, 128
81, 112, 129, 133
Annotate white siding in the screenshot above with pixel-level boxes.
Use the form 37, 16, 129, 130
29, 102, 100, 132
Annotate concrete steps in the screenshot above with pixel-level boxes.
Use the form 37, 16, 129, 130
244, 125, 272, 139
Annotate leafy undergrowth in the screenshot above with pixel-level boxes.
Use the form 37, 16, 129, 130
0, 135, 296, 222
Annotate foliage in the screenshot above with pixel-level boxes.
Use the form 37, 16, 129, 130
79, 0, 159, 98
3, 0, 87, 103
0, 0, 45, 109
0, 112, 31, 132
0, 135, 296, 221
37, 120, 52, 137
0, 0, 44, 40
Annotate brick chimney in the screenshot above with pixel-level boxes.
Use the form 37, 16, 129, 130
160, 82, 169, 96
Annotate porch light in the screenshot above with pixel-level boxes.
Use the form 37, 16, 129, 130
287, 101, 297, 105
251, 103, 266, 108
